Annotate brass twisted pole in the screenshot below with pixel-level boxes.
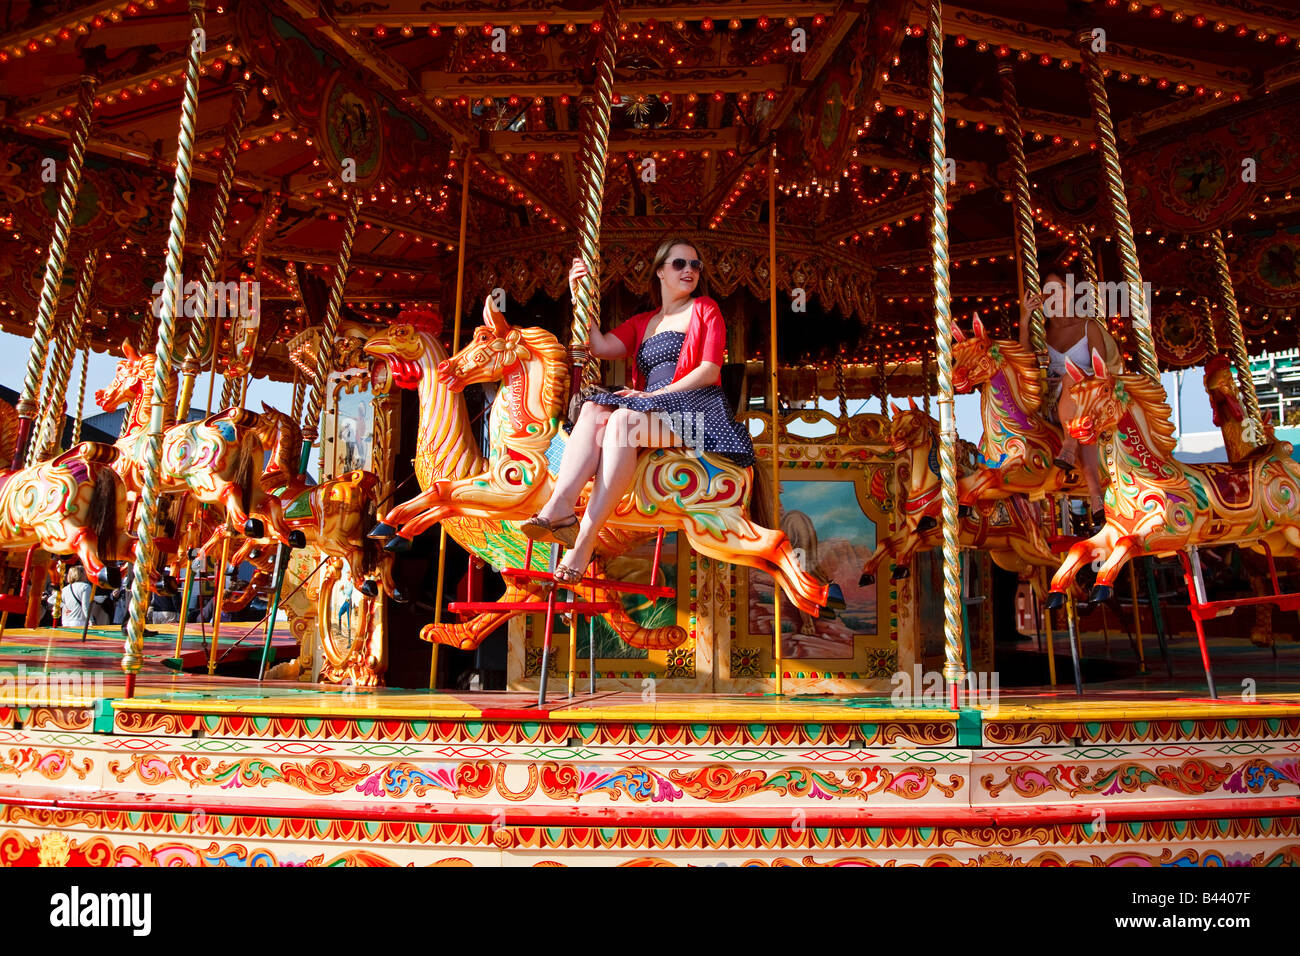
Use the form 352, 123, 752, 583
32, 249, 99, 463
927, 0, 965, 699
430, 149, 472, 690
1078, 31, 1158, 385
12, 73, 98, 470
1199, 296, 1219, 353
570, 0, 620, 394
1210, 229, 1262, 424
768, 149, 783, 695
71, 338, 90, 446
299, 196, 362, 472
176, 79, 251, 422
122, 1, 206, 695
998, 64, 1045, 359
1077, 233, 1101, 318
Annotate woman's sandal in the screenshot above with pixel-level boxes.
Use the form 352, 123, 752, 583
519, 513, 580, 548
552, 564, 584, 586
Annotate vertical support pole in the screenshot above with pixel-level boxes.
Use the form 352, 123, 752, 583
925, 0, 965, 708
122, 2, 206, 697
431, 149, 473, 690
31, 249, 99, 463
569, 0, 620, 394
1058, 498, 1084, 696
176, 79, 251, 422
1127, 561, 1147, 673
173, 542, 196, 658
768, 148, 784, 696
998, 63, 1045, 359
1179, 547, 1218, 699
207, 535, 231, 675
12, 73, 98, 470
71, 339, 90, 446
1199, 296, 1219, 353
1078, 31, 1159, 386
1042, 568, 1057, 686
1210, 229, 1262, 425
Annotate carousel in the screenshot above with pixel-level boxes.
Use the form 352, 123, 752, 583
0, 0, 1298, 867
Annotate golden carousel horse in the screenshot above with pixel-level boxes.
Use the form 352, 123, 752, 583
364, 303, 828, 650
94, 342, 300, 547
950, 314, 1088, 503
1046, 350, 1300, 607
0, 441, 131, 587
858, 402, 1058, 585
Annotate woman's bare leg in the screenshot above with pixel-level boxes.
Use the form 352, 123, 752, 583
536, 401, 612, 522
561, 409, 682, 572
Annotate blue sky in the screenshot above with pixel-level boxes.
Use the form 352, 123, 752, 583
0, 330, 296, 423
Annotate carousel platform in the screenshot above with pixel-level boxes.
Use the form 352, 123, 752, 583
1, 626, 1298, 866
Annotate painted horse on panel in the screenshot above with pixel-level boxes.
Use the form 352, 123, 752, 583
1046, 350, 1300, 606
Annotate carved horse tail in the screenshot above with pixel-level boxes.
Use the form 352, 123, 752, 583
0, 398, 18, 466
750, 461, 774, 529
88, 465, 120, 562
232, 438, 258, 514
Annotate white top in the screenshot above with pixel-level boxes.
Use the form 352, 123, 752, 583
1047, 332, 1091, 377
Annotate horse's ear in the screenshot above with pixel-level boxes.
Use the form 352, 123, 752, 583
484, 294, 509, 334
972, 312, 986, 339
953, 324, 965, 342
121, 340, 138, 360
1065, 358, 1086, 384
890, 401, 904, 418
908, 396, 918, 411
1091, 348, 1107, 379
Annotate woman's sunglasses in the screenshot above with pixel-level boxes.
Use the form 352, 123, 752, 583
668, 258, 702, 271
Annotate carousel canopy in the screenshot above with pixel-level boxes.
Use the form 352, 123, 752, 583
1, 0, 1298, 397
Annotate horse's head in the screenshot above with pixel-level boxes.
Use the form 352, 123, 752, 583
94, 340, 152, 411
951, 313, 998, 394
252, 403, 299, 447
887, 399, 936, 454
436, 295, 533, 393
1203, 353, 1245, 428
364, 324, 438, 390
1063, 349, 1123, 444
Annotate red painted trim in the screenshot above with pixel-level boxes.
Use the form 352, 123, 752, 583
2, 787, 1296, 830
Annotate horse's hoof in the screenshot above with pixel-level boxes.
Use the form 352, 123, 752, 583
159, 573, 178, 595
247, 549, 263, 561
97, 566, 121, 589
890, 566, 911, 581
858, 572, 875, 587
243, 518, 265, 538
359, 580, 379, 598
1045, 592, 1065, 610
1091, 584, 1114, 603
384, 536, 413, 553
817, 605, 838, 621
917, 516, 938, 533
826, 582, 847, 609
367, 522, 396, 539
288, 530, 307, 550
958, 505, 973, 520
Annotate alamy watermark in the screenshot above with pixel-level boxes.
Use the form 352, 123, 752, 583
1041, 273, 1151, 320
150, 278, 260, 319
890, 664, 1000, 715
0, 665, 104, 703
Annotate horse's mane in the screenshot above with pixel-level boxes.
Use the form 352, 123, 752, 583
516, 326, 569, 419
988, 338, 1045, 412
1116, 372, 1178, 457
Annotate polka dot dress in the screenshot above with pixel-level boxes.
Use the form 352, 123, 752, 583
586, 330, 756, 467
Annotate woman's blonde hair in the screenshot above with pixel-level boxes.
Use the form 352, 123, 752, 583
65, 565, 86, 585
649, 237, 707, 307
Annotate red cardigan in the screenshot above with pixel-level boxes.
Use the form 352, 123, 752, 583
608, 296, 727, 391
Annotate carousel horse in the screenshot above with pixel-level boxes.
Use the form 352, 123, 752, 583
1202, 354, 1298, 646
1046, 350, 1300, 607
949, 313, 1089, 505
0, 441, 131, 587
858, 403, 1058, 584
94, 343, 300, 547
364, 305, 828, 649
1203, 354, 1281, 460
